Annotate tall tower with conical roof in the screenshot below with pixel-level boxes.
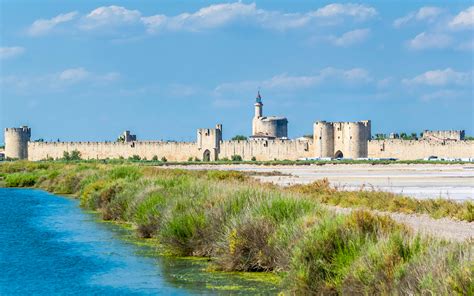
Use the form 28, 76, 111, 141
251, 91, 288, 139
253, 91, 263, 135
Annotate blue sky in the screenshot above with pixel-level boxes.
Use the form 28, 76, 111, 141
1, 1, 473, 143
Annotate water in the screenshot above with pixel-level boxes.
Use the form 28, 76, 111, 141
0, 189, 278, 295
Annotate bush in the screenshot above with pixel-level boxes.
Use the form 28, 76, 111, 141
231, 155, 242, 161
129, 155, 141, 161
70, 150, 81, 160
161, 156, 167, 162
109, 166, 142, 181
219, 216, 276, 271
152, 155, 158, 161
251, 156, 257, 161
5, 172, 38, 187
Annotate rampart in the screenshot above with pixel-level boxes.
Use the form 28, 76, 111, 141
28, 141, 201, 161
219, 139, 313, 161
368, 139, 474, 160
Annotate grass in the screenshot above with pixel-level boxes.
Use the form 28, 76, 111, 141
287, 179, 474, 222
0, 161, 472, 294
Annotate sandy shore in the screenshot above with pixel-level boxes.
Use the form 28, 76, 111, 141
167, 163, 474, 201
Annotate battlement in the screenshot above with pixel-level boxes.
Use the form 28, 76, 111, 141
5, 126, 31, 134
422, 130, 465, 141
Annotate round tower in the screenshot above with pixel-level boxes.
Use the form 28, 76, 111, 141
5, 126, 31, 160
313, 121, 334, 158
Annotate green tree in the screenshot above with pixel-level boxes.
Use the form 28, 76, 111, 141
62, 151, 70, 161
70, 150, 81, 160
231, 135, 247, 141
231, 155, 243, 161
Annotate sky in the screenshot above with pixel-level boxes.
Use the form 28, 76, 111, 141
1, 0, 473, 143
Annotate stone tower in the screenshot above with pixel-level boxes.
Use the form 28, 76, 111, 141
252, 91, 263, 135
313, 120, 371, 159
251, 92, 288, 139
4, 126, 31, 160
197, 124, 223, 161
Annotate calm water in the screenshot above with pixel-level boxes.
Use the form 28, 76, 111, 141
0, 188, 278, 295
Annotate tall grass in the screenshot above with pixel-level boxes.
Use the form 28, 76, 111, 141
0, 161, 471, 294
287, 179, 474, 222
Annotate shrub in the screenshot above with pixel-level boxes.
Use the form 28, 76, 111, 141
219, 216, 276, 271
134, 191, 167, 238
161, 156, 167, 162
287, 211, 404, 294
108, 166, 142, 181
4, 172, 38, 187
129, 155, 141, 161
231, 155, 242, 161
251, 156, 257, 161
70, 150, 81, 160
152, 155, 158, 161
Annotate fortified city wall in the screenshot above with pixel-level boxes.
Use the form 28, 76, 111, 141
219, 139, 313, 161
27, 141, 201, 161
368, 139, 474, 160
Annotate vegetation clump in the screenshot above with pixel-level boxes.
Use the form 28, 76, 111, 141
0, 161, 471, 294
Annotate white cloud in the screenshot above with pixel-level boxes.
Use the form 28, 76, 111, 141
143, 3, 377, 33
1, 67, 120, 94
27, 11, 78, 36
393, 6, 443, 28
420, 89, 466, 101
80, 6, 142, 30
31, 3, 377, 35
403, 68, 470, 86
329, 28, 370, 46
312, 3, 377, 20
58, 67, 90, 82
407, 32, 453, 50
215, 67, 372, 93
0, 46, 25, 59
449, 6, 474, 29
457, 39, 474, 51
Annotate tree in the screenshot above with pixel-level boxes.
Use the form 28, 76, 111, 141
70, 150, 81, 160
129, 155, 141, 161
62, 151, 70, 161
231, 135, 247, 141
231, 155, 242, 161
116, 135, 125, 143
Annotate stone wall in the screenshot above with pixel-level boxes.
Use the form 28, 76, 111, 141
219, 139, 313, 161
28, 141, 201, 161
368, 139, 474, 160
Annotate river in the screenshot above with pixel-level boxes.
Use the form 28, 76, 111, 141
0, 188, 278, 295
